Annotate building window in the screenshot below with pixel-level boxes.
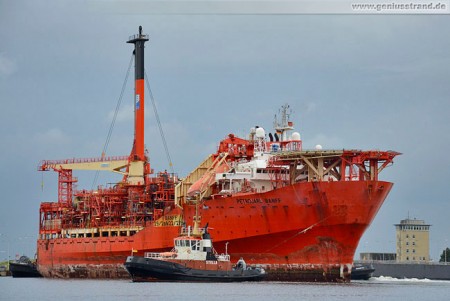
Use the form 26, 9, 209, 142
406, 242, 409, 245
413, 249, 415, 253
413, 234, 415, 238
406, 234, 409, 238
406, 256, 409, 260
412, 242, 415, 246
406, 249, 409, 253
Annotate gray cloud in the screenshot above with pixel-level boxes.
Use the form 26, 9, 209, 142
0, 52, 16, 77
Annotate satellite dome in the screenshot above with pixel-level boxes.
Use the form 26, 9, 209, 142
291, 132, 301, 141
315, 144, 323, 150
255, 127, 265, 138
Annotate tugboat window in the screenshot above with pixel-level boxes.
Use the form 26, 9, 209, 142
192, 241, 199, 250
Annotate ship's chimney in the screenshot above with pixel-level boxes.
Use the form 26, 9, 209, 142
127, 26, 149, 161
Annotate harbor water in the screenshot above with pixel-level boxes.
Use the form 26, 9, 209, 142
1, 277, 449, 301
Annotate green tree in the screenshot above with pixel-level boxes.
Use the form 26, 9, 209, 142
439, 247, 450, 263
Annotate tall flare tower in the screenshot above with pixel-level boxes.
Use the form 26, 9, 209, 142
127, 26, 149, 185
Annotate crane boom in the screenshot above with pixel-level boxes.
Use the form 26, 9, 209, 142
38, 156, 128, 175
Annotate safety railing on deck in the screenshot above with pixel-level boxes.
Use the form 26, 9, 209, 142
38, 155, 129, 170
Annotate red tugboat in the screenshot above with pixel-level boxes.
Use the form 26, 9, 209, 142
36, 27, 400, 281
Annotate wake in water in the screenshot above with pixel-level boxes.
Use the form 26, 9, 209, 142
370, 276, 450, 284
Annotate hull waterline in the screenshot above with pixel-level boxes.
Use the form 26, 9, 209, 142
37, 180, 393, 281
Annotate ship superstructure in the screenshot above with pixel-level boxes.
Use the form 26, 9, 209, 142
36, 27, 400, 281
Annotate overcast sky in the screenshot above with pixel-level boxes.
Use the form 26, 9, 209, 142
1, 1, 449, 262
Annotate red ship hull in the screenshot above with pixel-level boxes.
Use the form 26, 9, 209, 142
37, 180, 392, 281
193, 180, 391, 281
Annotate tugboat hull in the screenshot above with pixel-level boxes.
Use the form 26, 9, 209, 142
9, 262, 42, 278
351, 263, 375, 280
124, 256, 265, 282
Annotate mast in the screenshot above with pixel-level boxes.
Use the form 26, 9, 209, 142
126, 26, 149, 185
273, 103, 294, 142
127, 26, 149, 162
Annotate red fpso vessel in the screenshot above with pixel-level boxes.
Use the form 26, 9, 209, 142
36, 27, 400, 281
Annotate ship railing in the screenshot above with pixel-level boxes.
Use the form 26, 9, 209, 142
128, 33, 149, 41
217, 254, 230, 261
180, 227, 206, 236
144, 252, 163, 259
39, 155, 129, 169
144, 252, 176, 260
